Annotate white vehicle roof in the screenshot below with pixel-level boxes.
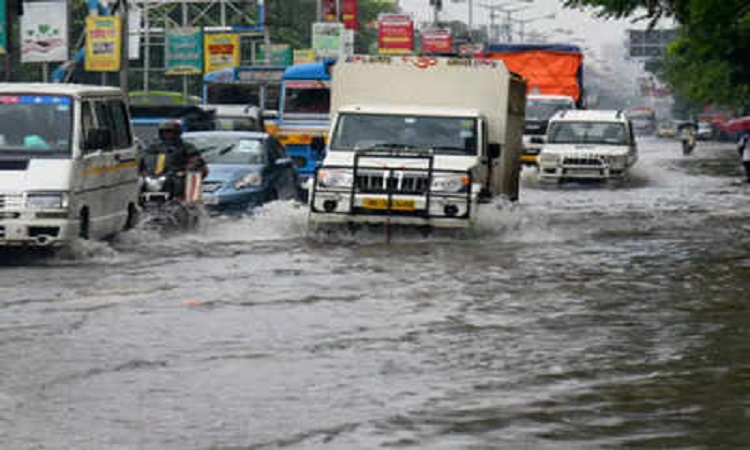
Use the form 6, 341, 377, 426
527, 94, 575, 102
550, 109, 627, 123
337, 104, 482, 118
0, 83, 124, 97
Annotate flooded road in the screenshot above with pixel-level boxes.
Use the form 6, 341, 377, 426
1, 137, 749, 449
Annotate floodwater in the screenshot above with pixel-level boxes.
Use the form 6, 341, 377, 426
1, 137, 749, 450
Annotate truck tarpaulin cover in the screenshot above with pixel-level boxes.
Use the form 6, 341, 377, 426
484, 44, 583, 102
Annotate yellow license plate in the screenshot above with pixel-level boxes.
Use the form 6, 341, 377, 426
362, 197, 415, 211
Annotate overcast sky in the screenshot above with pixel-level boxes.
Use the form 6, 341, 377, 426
398, 0, 672, 82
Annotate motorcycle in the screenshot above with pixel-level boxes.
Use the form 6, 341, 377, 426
139, 170, 204, 232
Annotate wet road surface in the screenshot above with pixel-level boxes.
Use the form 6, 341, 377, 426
1, 137, 749, 449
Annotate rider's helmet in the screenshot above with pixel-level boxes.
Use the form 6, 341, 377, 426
158, 120, 183, 142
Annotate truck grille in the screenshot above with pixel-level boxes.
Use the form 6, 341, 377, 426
355, 171, 431, 195
563, 156, 604, 167
0, 194, 24, 210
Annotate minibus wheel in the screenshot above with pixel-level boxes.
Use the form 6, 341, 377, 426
79, 209, 90, 240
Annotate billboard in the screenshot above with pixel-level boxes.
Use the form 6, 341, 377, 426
21, 1, 69, 62
294, 49, 316, 64
165, 27, 203, 75
312, 22, 345, 58
378, 13, 414, 55
323, 0, 359, 30
420, 28, 452, 54
85, 16, 121, 72
627, 28, 676, 58
204, 34, 240, 73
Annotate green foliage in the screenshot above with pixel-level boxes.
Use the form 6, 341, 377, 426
563, 0, 750, 108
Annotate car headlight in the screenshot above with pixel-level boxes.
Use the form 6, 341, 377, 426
317, 169, 353, 189
143, 176, 166, 192
431, 174, 470, 193
235, 172, 263, 190
26, 192, 69, 209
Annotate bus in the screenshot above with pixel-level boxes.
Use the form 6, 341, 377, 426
626, 107, 657, 135
202, 66, 285, 112
266, 59, 335, 191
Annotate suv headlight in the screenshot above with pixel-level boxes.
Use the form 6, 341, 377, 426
235, 172, 263, 190
26, 192, 69, 209
317, 169, 353, 189
431, 174, 470, 193
143, 175, 166, 192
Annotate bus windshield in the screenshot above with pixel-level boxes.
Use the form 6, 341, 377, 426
206, 84, 280, 109
0, 95, 72, 155
283, 81, 330, 115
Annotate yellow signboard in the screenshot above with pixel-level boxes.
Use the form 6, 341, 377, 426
204, 34, 240, 73
85, 16, 121, 72
293, 49, 316, 64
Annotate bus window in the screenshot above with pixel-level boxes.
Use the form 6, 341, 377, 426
284, 81, 330, 114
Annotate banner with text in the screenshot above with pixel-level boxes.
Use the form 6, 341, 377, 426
85, 16, 121, 72
420, 28, 452, 54
204, 34, 240, 73
165, 27, 203, 75
260, 44, 292, 66
21, 1, 69, 62
323, 0, 359, 30
378, 13, 413, 55
293, 49, 316, 64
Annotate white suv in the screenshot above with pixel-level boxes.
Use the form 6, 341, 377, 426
537, 109, 638, 182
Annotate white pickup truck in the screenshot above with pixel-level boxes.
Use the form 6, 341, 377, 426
308, 55, 526, 229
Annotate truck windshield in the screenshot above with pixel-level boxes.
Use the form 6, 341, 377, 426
547, 121, 628, 145
330, 113, 479, 156
0, 95, 72, 155
283, 81, 330, 115
206, 84, 281, 109
526, 99, 574, 121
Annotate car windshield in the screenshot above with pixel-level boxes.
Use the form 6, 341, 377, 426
0, 94, 72, 155
283, 81, 330, 115
548, 121, 628, 145
183, 135, 266, 165
526, 99, 574, 120
330, 113, 479, 156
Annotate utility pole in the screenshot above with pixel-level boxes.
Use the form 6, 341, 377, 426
119, 0, 129, 97
3, 0, 16, 81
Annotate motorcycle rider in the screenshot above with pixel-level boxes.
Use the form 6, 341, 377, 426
140, 120, 208, 200
680, 122, 696, 155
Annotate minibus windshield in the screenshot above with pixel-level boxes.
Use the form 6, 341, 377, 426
0, 95, 73, 155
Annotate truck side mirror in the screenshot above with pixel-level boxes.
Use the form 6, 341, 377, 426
311, 136, 326, 153
488, 143, 501, 159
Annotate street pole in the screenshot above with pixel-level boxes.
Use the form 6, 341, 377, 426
4, 0, 12, 81
120, 0, 129, 97
143, 1, 150, 94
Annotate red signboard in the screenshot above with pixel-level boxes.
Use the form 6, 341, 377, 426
323, 0, 358, 30
420, 28, 452, 54
378, 13, 414, 55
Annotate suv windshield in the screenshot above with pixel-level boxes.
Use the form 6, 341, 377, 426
0, 94, 72, 155
547, 121, 628, 145
330, 113, 479, 156
526, 99, 575, 121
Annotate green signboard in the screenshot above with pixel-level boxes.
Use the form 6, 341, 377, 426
165, 27, 204, 75
259, 44, 292, 67
0, 0, 7, 55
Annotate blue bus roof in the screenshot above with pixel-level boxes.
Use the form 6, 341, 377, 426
485, 43, 582, 53
283, 59, 336, 81
203, 65, 286, 83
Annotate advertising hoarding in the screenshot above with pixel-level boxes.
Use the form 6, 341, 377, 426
165, 27, 203, 75
312, 22, 345, 58
21, 1, 69, 62
85, 16, 121, 72
204, 34, 240, 73
378, 13, 413, 55
420, 28, 452, 54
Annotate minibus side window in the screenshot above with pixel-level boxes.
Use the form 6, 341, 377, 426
108, 99, 132, 149
81, 101, 96, 153
94, 101, 114, 152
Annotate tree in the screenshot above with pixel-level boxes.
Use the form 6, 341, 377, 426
563, 0, 750, 108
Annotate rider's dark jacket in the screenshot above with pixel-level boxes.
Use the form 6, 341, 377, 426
140, 138, 207, 177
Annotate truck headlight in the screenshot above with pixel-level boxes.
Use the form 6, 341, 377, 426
431, 174, 470, 193
26, 192, 69, 209
235, 172, 263, 190
317, 169, 353, 189
143, 175, 166, 192
538, 152, 559, 165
